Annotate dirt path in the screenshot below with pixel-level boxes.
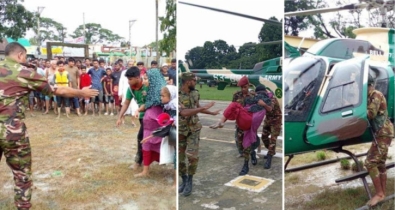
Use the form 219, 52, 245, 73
0, 112, 176, 210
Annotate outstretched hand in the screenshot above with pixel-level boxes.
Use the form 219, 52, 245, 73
115, 118, 123, 127
212, 109, 221, 116
81, 86, 99, 98
203, 101, 215, 110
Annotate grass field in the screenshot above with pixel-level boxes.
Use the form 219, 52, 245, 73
195, 84, 239, 101
0, 110, 176, 210
285, 143, 395, 209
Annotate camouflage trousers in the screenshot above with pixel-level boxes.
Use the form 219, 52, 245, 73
261, 120, 281, 156
236, 128, 251, 161
179, 130, 200, 176
364, 137, 391, 178
0, 121, 32, 209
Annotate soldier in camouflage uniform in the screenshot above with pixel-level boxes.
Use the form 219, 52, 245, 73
261, 94, 282, 169
178, 72, 219, 197
364, 75, 394, 207
227, 76, 269, 175
0, 42, 98, 210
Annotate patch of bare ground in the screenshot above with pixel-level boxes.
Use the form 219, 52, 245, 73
0, 111, 176, 210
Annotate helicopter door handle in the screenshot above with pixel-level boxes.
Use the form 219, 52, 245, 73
341, 110, 353, 117
306, 120, 315, 127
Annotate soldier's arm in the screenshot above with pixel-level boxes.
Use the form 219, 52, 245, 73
367, 93, 381, 120
178, 100, 214, 116
197, 101, 219, 115
258, 99, 273, 112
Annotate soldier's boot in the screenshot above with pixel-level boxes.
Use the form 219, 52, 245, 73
56, 108, 61, 119
239, 160, 249, 175
380, 173, 387, 196
368, 176, 385, 206
250, 150, 257, 166
182, 175, 193, 196
65, 107, 71, 118
264, 155, 273, 169
179, 175, 188, 193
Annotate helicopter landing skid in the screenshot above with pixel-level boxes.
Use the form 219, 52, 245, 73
332, 147, 372, 199
284, 155, 294, 170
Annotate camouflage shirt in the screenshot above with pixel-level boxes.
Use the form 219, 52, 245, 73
232, 91, 253, 106
266, 96, 282, 124
367, 89, 394, 138
178, 89, 202, 136
0, 57, 54, 124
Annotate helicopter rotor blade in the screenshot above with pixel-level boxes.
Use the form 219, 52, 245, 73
179, 1, 282, 26
258, 40, 282, 45
285, 3, 368, 16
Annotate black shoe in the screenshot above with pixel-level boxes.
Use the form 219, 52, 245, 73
264, 155, 273, 169
251, 150, 257, 166
183, 175, 193, 196
239, 160, 249, 175
179, 175, 188, 193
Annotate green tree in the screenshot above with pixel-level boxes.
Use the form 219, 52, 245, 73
70, 23, 124, 44
33, 17, 67, 42
258, 16, 282, 61
0, 0, 35, 42
284, 0, 314, 36
185, 46, 204, 69
159, 0, 176, 57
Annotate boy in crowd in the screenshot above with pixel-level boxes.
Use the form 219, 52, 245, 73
103, 68, 115, 115
80, 66, 92, 115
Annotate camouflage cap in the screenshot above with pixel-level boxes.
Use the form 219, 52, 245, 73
182, 72, 196, 81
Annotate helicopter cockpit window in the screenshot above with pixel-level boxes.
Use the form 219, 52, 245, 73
321, 60, 363, 113
369, 66, 389, 98
284, 57, 326, 122
306, 39, 380, 60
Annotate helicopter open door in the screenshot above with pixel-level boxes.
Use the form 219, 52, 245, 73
306, 57, 369, 146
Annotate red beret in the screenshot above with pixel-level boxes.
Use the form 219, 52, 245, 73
237, 76, 249, 87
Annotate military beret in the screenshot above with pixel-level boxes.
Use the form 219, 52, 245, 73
182, 72, 196, 81
237, 76, 249, 87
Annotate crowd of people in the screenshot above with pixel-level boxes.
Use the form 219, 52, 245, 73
0, 41, 178, 209
27, 57, 177, 121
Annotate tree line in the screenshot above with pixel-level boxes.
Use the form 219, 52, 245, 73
185, 16, 282, 69
0, 0, 176, 56
284, 0, 395, 39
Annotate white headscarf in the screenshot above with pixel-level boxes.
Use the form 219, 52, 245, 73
163, 85, 177, 111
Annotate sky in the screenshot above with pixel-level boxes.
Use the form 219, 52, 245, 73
295, 0, 378, 38
177, 0, 283, 61
22, 0, 167, 47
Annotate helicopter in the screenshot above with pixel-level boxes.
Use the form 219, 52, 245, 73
178, 1, 285, 101
284, 0, 395, 207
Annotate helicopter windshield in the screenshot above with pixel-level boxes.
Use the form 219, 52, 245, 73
305, 39, 382, 60
284, 57, 326, 122
320, 59, 363, 113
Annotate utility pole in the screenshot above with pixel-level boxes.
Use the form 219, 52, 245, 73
83, 13, 86, 44
36, 6, 45, 56
156, 0, 159, 62
129, 20, 136, 58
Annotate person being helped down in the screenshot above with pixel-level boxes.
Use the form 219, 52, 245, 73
210, 84, 273, 175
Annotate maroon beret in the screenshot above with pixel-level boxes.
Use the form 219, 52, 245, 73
237, 76, 249, 87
